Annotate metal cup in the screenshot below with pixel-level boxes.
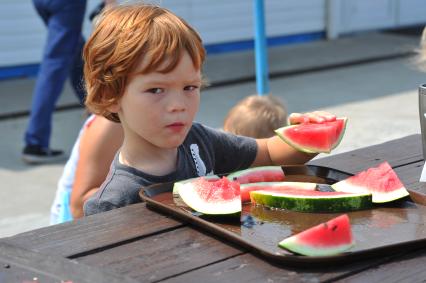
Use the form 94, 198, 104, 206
419, 84, 426, 159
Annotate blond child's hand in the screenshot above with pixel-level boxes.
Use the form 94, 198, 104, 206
288, 111, 336, 125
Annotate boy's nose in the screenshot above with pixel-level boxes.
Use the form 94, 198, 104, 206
168, 91, 186, 112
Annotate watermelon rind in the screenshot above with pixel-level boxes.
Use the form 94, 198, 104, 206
250, 190, 372, 212
331, 161, 410, 203
279, 237, 354, 257
275, 117, 347, 154
332, 182, 409, 203
178, 182, 241, 215
227, 166, 285, 183
240, 181, 317, 203
173, 175, 219, 197
279, 214, 354, 256
331, 117, 348, 150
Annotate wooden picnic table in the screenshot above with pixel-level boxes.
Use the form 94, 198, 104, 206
1, 134, 426, 283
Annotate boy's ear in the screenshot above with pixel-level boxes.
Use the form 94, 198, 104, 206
107, 101, 121, 114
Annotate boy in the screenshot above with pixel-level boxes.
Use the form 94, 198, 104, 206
83, 4, 337, 216
223, 95, 287, 138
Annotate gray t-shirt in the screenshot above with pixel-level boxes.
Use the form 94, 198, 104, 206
84, 122, 258, 216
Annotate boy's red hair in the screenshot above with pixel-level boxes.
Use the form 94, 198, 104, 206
83, 4, 206, 122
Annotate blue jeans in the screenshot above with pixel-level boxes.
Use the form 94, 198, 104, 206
25, 0, 87, 148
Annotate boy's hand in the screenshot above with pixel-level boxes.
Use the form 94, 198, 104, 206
288, 111, 336, 125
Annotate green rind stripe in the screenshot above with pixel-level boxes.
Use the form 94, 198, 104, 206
279, 237, 354, 256
251, 191, 372, 212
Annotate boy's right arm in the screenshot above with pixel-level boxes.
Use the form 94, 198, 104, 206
252, 137, 316, 167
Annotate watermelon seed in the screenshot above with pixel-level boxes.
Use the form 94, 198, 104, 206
332, 225, 338, 231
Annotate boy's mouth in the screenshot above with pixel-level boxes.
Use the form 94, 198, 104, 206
166, 122, 185, 133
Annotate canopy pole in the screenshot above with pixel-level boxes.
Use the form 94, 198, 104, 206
253, 0, 270, 96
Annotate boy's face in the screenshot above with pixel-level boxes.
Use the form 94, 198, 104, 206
116, 51, 202, 149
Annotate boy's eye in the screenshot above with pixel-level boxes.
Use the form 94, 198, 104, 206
146, 88, 163, 94
184, 85, 199, 91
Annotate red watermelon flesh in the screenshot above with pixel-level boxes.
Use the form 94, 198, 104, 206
275, 117, 347, 153
178, 177, 242, 215
173, 175, 220, 197
332, 161, 409, 203
197, 177, 240, 202
227, 166, 285, 184
240, 182, 317, 203
279, 214, 354, 256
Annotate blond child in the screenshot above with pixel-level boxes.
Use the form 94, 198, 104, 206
223, 95, 287, 138
82, 4, 337, 216
70, 115, 123, 218
50, 115, 123, 223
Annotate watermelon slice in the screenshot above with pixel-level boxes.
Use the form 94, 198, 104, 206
279, 214, 354, 256
332, 161, 409, 203
240, 182, 317, 203
250, 189, 371, 212
177, 177, 241, 215
173, 175, 220, 197
275, 117, 347, 153
227, 166, 285, 184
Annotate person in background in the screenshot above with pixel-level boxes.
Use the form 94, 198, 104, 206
223, 95, 287, 138
81, 4, 338, 216
23, 0, 116, 165
50, 115, 123, 224
22, 0, 87, 164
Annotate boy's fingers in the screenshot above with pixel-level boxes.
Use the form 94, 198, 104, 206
289, 112, 337, 125
307, 113, 325, 123
288, 113, 301, 124
312, 111, 336, 121
288, 113, 308, 124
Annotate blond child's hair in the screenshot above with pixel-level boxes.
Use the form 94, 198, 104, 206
83, 4, 206, 122
223, 95, 287, 138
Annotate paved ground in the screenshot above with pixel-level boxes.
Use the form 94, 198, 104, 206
0, 31, 424, 238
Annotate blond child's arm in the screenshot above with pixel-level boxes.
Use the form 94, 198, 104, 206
251, 111, 336, 166
70, 116, 123, 218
